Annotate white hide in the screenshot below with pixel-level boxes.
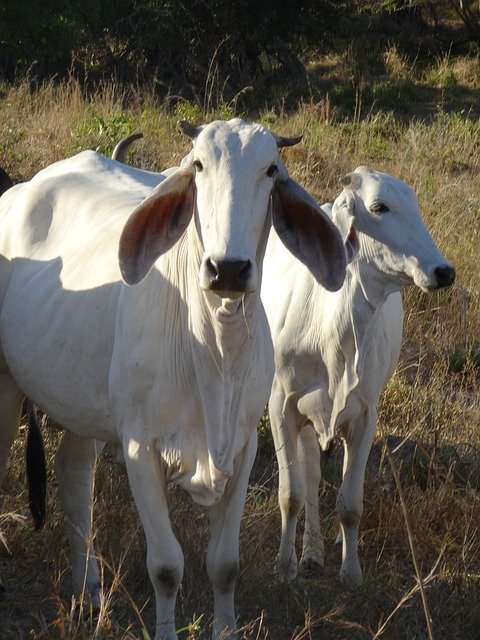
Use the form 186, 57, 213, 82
0, 119, 347, 640
261, 166, 454, 586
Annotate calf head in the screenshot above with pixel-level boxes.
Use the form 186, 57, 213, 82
118, 119, 347, 297
332, 166, 455, 292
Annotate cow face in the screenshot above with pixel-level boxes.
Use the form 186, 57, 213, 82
189, 120, 280, 298
333, 167, 455, 292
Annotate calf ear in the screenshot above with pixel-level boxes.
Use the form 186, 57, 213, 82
331, 195, 360, 264
119, 169, 195, 285
272, 178, 347, 291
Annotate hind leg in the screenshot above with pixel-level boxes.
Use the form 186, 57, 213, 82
0, 371, 25, 591
55, 430, 105, 608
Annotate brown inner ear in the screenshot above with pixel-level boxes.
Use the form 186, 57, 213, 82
272, 179, 346, 292
119, 177, 194, 285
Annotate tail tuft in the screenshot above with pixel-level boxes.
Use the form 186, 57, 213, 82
25, 401, 46, 530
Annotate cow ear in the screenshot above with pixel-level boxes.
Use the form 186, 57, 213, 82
272, 178, 347, 291
331, 196, 360, 264
119, 169, 195, 285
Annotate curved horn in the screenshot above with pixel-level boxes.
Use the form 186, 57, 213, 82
111, 133, 144, 163
273, 133, 303, 148
177, 120, 202, 139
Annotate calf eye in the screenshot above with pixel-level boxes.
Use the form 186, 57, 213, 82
267, 164, 278, 177
193, 160, 203, 171
370, 203, 389, 214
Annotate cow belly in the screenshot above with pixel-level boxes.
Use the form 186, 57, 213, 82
0, 261, 119, 439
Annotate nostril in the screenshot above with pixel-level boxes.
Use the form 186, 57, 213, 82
434, 265, 455, 289
238, 260, 252, 284
205, 259, 253, 293
205, 258, 219, 281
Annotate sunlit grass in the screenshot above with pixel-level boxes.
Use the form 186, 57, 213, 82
0, 75, 479, 639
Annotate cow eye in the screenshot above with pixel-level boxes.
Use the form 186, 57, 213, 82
267, 164, 278, 177
370, 203, 389, 214
193, 160, 203, 171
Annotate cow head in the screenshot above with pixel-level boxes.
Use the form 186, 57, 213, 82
118, 119, 347, 297
332, 166, 455, 292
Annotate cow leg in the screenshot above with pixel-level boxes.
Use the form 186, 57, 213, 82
298, 423, 324, 574
269, 379, 303, 582
336, 408, 376, 587
55, 431, 104, 608
207, 431, 257, 640
0, 373, 24, 487
0, 372, 24, 591
123, 435, 183, 640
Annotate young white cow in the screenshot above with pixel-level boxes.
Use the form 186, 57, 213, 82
261, 166, 454, 586
0, 119, 347, 639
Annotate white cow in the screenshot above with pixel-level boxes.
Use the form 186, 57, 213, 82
0, 119, 347, 639
261, 166, 455, 587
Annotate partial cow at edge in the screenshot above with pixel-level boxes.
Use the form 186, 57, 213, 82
261, 166, 455, 587
0, 167, 13, 196
0, 119, 347, 640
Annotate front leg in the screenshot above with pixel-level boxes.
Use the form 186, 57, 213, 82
207, 432, 257, 640
269, 378, 304, 582
123, 434, 183, 640
337, 408, 376, 587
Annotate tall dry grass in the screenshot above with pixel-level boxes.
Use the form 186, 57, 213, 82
0, 78, 479, 639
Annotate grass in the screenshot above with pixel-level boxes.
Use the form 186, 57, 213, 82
0, 47, 479, 640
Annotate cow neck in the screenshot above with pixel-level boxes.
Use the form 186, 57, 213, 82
323, 242, 402, 436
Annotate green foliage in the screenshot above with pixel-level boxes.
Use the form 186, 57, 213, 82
173, 99, 240, 124
447, 342, 480, 373
176, 612, 204, 636
0, 0, 339, 104
72, 111, 138, 154
0, 1, 97, 76
371, 78, 415, 111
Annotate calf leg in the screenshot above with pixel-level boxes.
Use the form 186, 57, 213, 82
123, 434, 183, 640
207, 432, 257, 640
298, 424, 324, 574
269, 380, 304, 582
336, 408, 376, 586
55, 431, 104, 608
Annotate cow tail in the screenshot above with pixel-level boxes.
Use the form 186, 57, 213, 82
25, 400, 46, 530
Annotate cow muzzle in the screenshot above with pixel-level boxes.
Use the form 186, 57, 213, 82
433, 264, 455, 289
200, 258, 255, 298
414, 261, 456, 292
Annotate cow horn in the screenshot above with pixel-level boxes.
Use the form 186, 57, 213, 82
272, 133, 303, 148
178, 120, 202, 139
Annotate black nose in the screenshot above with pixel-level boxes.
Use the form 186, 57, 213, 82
206, 259, 252, 292
434, 265, 455, 289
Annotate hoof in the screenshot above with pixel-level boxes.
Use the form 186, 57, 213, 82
274, 557, 298, 583
339, 567, 363, 588
299, 557, 324, 578
73, 584, 102, 614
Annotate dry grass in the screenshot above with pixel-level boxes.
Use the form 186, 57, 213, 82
0, 76, 479, 639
